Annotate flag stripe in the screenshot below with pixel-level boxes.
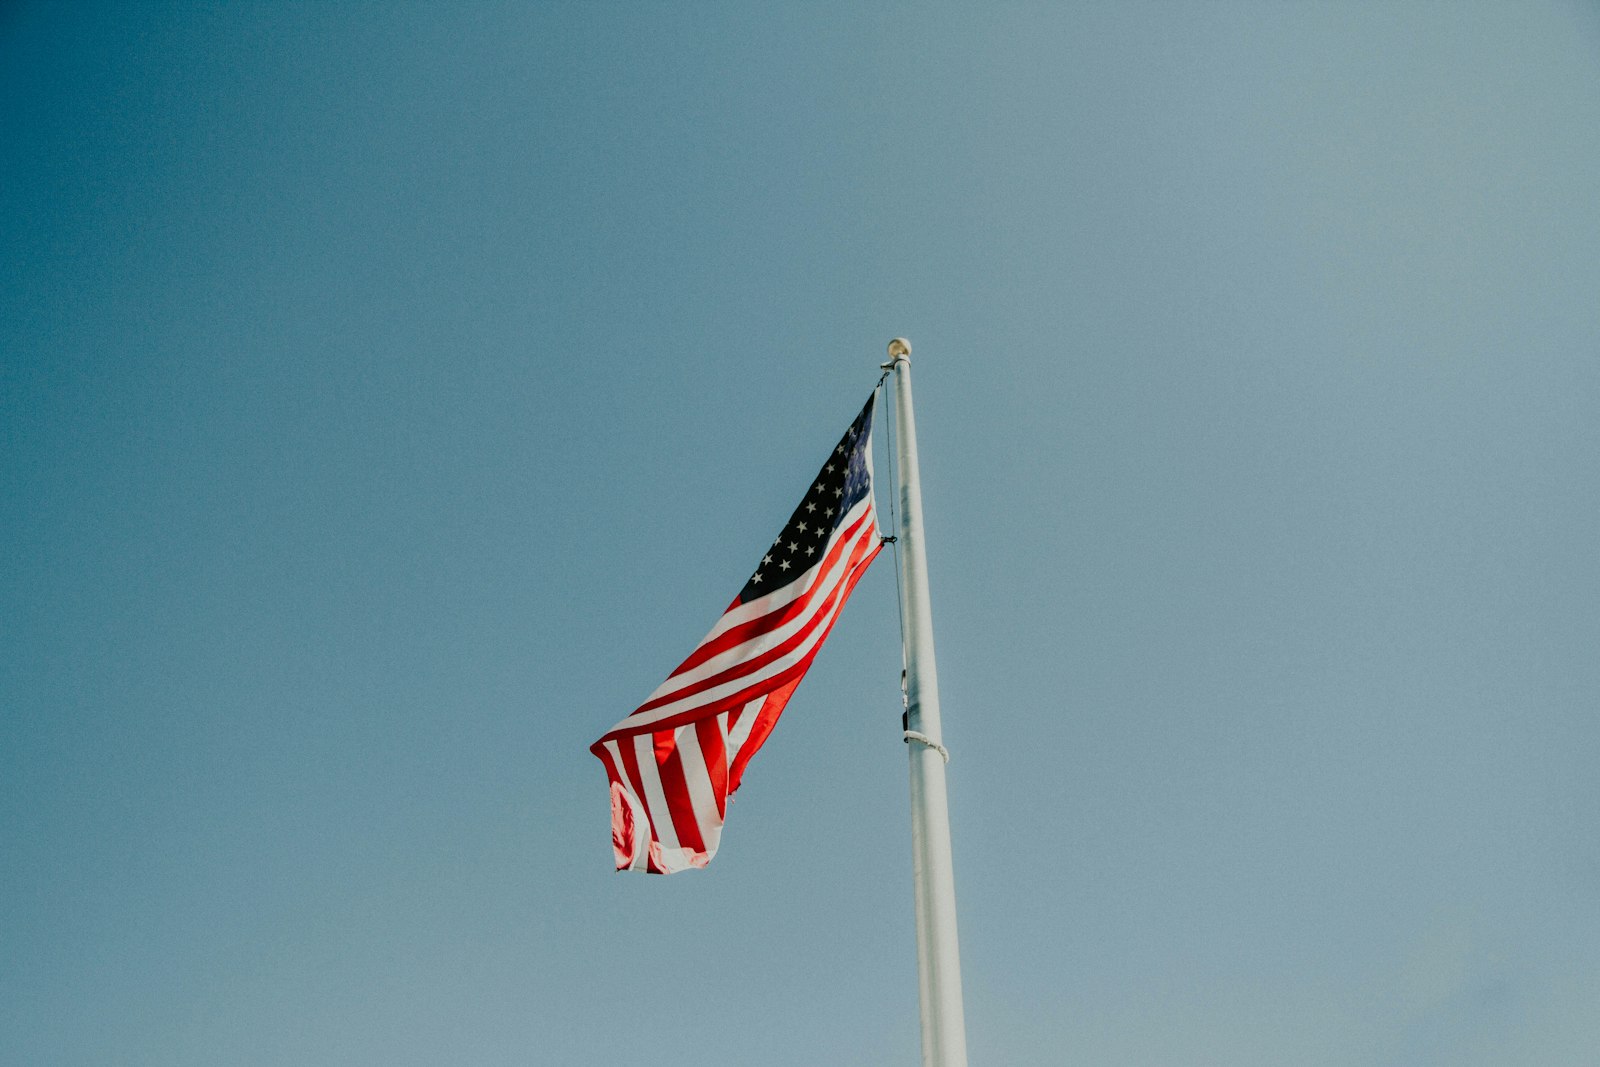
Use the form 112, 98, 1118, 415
665, 504, 876, 682
695, 716, 729, 820
724, 695, 763, 766
627, 516, 878, 721
687, 490, 875, 645
632, 732, 687, 868
730, 676, 801, 795
615, 734, 665, 861
590, 393, 882, 873
595, 531, 879, 741
656, 732, 708, 858
677, 724, 724, 853
608, 521, 883, 739
596, 742, 647, 871
642, 504, 874, 714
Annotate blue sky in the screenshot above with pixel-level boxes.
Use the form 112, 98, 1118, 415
4, 3, 1599, 1064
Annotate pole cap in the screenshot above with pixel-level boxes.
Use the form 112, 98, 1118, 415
887, 337, 911, 360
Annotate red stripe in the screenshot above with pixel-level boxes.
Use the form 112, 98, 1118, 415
614, 733, 666, 873
596, 540, 880, 744
728, 675, 801, 795
587, 434, 883, 875
633, 564, 856, 721
724, 540, 880, 791
695, 717, 729, 819
594, 540, 881, 746
602, 658, 815, 749
667, 511, 876, 679
629, 523, 880, 718
592, 743, 634, 870
654, 730, 707, 856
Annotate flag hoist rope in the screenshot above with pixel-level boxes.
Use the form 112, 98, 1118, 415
878, 338, 969, 1067
874, 367, 912, 743
877, 366, 945, 765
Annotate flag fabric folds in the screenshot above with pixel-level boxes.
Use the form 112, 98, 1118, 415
590, 394, 883, 873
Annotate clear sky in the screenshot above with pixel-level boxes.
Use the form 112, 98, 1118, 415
4, 3, 1599, 1064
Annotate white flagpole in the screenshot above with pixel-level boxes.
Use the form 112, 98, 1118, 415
884, 338, 969, 1067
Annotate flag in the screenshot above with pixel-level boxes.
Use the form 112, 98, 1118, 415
590, 394, 884, 873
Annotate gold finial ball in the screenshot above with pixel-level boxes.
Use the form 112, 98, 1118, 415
887, 338, 911, 359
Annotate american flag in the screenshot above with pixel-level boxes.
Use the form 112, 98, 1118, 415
591, 394, 884, 873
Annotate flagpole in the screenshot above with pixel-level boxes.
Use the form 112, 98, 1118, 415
884, 338, 969, 1067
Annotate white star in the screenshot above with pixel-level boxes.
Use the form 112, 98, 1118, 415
832, 487, 842, 497
826, 506, 834, 517
815, 482, 826, 494
788, 541, 798, 552
835, 445, 845, 455
751, 572, 764, 583
797, 522, 808, 534
826, 463, 835, 473
806, 502, 816, 513
779, 559, 792, 571
805, 545, 816, 556
762, 553, 772, 565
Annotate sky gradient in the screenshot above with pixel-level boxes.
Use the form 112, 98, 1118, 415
5, 3, 1600, 1064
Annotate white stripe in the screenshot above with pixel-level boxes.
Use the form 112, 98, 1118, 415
672, 497, 873, 652
698, 497, 876, 638
596, 417, 880, 873
649, 513, 876, 707
674, 724, 724, 859
603, 740, 651, 871
612, 543, 877, 732
622, 547, 874, 732
639, 515, 877, 705
659, 497, 875, 678
723, 695, 765, 769
632, 732, 684, 870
